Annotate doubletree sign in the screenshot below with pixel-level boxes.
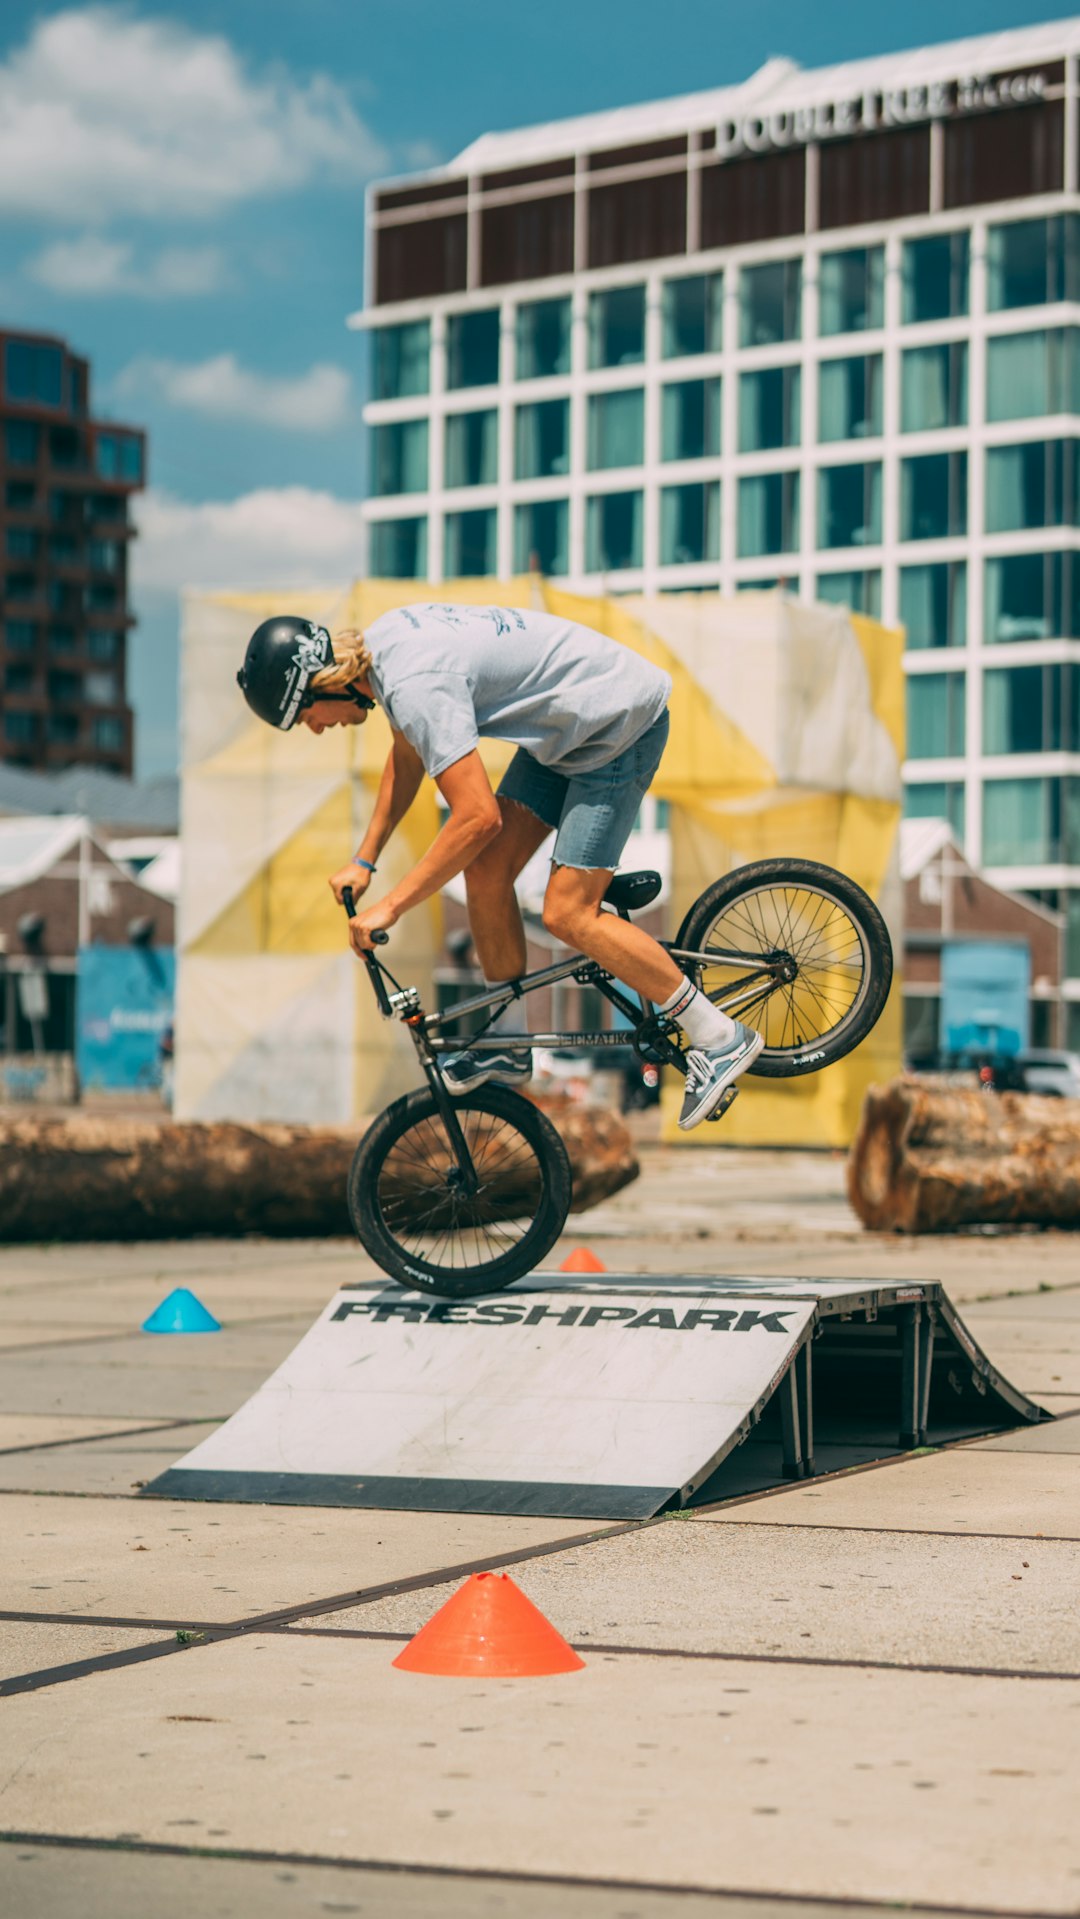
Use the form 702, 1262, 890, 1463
715, 69, 1051, 159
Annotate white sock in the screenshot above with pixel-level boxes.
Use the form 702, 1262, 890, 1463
484, 980, 529, 1045
658, 978, 738, 1050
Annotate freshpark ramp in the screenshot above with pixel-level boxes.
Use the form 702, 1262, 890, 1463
144, 1276, 1046, 1520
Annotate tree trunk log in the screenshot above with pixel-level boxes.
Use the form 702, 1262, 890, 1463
848, 1078, 1080, 1234
0, 1097, 637, 1243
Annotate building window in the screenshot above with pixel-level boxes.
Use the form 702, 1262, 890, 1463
48, 626, 77, 654
739, 366, 801, 452
85, 670, 119, 707
371, 321, 429, 400
588, 285, 646, 368
907, 672, 966, 759
6, 481, 36, 509
901, 343, 968, 432
902, 232, 970, 324
819, 126, 930, 228
701, 149, 805, 248
985, 439, 1080, 533
904, 779, 966, 842
817, 463, 882, 550
984, 663, 1077, 756
89, 539, 122, 573
515, 398, 569, 479
660, 483, 720, 565
586, 389, 644, 470
818, 355, 882, 443
983, 776, 1075, 865
987, 215, 1080, 312
515, 298, 571, 380
661, 274, 723, 358
6, 571, 36, 601
369, 516, 428, 579
445, 310, 500, 389
48, 712, 80, 744
900, 562, 967, 649
88, 630, 121, 662
370, 419, 428, 497
900, 452, 967, 541
5, 421, 40, 465
48, 669, 81, 703
375, 212, 468, 305
588, 172, 686, 269
482, 193, 574, 285
740, 260, 801, 347
4, 712, 38, 744
93, 716, 125, 752
816, 570, 882, 618
662, 378, 721, 461
94, 433, 140, 481
737, 471, 800, 558
987, 329, 1080, 423
818, 247, 884, 336
444, 507, 497, 576
5, 339, 64, 407
444, 409, 498, 489
5, 621, 36, 652
5, 663, 34, 693
585, 491, 643, 571
6, 527, 39, 560
513, 499, 569, 575
985, 551, 1080, 643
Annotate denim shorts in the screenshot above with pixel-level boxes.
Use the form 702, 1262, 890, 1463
496, 709, 669, 871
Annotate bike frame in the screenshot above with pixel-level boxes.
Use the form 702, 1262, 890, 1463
352, 908, 791, 1200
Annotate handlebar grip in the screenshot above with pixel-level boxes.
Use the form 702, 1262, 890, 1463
340, 887, 389, 945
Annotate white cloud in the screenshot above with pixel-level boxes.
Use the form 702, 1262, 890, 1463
131, 487, 365, 596
28, 234, 228, 297
0, 7, 387, 223
114, 354, 352, 432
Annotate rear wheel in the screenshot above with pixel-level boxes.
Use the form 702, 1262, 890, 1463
675, 858, 893, 1078
348, 1085, 572, 1296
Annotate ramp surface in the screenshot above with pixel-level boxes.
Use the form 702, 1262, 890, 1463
146, 1276, 1045, 1518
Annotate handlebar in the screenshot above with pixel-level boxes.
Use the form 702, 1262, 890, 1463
341, 884, 394, 1017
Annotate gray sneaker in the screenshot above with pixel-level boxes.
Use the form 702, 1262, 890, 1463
678, 1024, 764, 1131
442, 1045, 533, 1096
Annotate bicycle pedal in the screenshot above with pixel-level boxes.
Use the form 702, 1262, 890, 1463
706, 1086, 740, 1122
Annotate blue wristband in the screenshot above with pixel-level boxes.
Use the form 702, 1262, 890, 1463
354, 857, 377, 874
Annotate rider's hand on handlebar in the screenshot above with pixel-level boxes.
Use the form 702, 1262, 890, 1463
329, 862, 374, 906
347, 898, 398, 956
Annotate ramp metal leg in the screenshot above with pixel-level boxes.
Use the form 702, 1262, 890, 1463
800, 1338, 815, 1477
779, 1359, 806, 1480
900, 1304, 923, 1450
918, 1306, 935, 1444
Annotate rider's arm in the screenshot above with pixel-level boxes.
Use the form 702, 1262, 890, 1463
378, 749, 501, 919
329, 729, 426, 901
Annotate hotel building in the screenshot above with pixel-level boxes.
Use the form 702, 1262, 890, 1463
355, 22, 1080, 1046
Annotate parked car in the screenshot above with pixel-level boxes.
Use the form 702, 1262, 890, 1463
1012, 1049, 1080, 1098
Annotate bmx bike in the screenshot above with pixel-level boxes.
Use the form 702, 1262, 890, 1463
343, 858, 892, 1299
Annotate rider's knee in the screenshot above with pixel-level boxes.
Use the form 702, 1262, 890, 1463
542, 895, 582, 943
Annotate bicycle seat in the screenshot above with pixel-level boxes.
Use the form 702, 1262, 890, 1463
603, 869, 662, 912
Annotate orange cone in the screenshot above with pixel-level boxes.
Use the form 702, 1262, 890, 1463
559, 1247, 607, 1273
392, 1572, 584, 1677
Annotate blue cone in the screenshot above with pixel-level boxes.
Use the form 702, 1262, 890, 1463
142, 1287, 221, 1334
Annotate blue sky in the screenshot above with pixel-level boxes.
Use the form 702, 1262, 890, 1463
0, 1, 1066, 775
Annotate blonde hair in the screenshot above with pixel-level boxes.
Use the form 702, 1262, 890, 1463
312, 627, 373, 695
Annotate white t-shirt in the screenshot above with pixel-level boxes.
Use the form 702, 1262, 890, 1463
364, 602, 671, 779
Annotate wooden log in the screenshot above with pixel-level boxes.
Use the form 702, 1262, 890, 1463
847, 1077, 1080, 1235
0, 1098, 637, 1242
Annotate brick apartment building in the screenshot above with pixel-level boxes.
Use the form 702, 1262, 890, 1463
0, 328, 144, 776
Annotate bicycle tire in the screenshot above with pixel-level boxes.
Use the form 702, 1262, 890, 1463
348, 1084, 572, 1297
674, 858, 893, 1079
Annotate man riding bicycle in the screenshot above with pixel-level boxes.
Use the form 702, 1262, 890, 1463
237, 603, 762, 1129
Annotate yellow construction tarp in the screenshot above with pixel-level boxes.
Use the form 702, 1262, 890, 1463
177, 581, 902, 1143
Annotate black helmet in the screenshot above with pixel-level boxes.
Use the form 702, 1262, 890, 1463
236, 616, 374, 730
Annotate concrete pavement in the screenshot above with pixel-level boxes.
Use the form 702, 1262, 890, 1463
1, 1142, 1079, 1916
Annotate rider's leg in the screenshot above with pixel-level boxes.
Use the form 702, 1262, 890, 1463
442, 794, 554, 1092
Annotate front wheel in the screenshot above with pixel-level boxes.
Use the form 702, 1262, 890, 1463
348, 1085, 572, 1297
675, 858, 893, 1079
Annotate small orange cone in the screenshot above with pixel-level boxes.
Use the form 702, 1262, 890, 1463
392, 1572, 584, 1677
559, 1247, 606, 1273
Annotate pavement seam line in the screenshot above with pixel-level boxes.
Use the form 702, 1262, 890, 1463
0, 1419, 195, 1459
0, 1831, 1064, 1918
273, 1624, 1080, 1682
